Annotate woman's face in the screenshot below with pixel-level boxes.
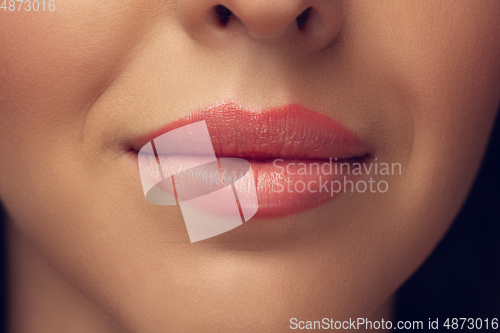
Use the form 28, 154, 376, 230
1, 0, 500, 331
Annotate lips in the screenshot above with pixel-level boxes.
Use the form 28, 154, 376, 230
130, 102, 372, 218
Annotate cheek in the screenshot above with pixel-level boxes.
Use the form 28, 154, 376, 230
352, 0, 500, 192
0, 1, 162, 143
340, 1, 500, 291
0, 5, 168, 318
0, 2, 160, 214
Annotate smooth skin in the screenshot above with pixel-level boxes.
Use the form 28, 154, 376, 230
1, 1, 500, 332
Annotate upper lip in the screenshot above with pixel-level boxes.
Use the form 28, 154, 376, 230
129, 102, 372, 161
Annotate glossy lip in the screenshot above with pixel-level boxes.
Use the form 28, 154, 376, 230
129, 102, 373, 218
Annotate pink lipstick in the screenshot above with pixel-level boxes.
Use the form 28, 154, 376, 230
130, 102, 372, 218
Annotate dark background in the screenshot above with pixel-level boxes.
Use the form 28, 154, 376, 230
396, 106, 500, 331
0, 107, 499, 332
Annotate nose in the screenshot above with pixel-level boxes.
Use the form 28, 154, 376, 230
178, 0, 344, 51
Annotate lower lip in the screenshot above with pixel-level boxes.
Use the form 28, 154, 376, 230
247, 158, 363, 217
133, 153, 366, 218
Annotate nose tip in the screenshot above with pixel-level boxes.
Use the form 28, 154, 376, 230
219, 0, 313, 39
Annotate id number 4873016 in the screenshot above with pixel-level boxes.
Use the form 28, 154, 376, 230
1, 0, 55, 11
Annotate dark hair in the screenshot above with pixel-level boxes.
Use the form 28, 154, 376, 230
396, 105, 500, 330
0, 107, 499, 331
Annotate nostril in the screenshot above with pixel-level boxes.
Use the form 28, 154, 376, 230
296, 7, 312, 30
215, 5, 232, 27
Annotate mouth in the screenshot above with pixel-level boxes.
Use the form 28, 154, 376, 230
128, 102, 373, 219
